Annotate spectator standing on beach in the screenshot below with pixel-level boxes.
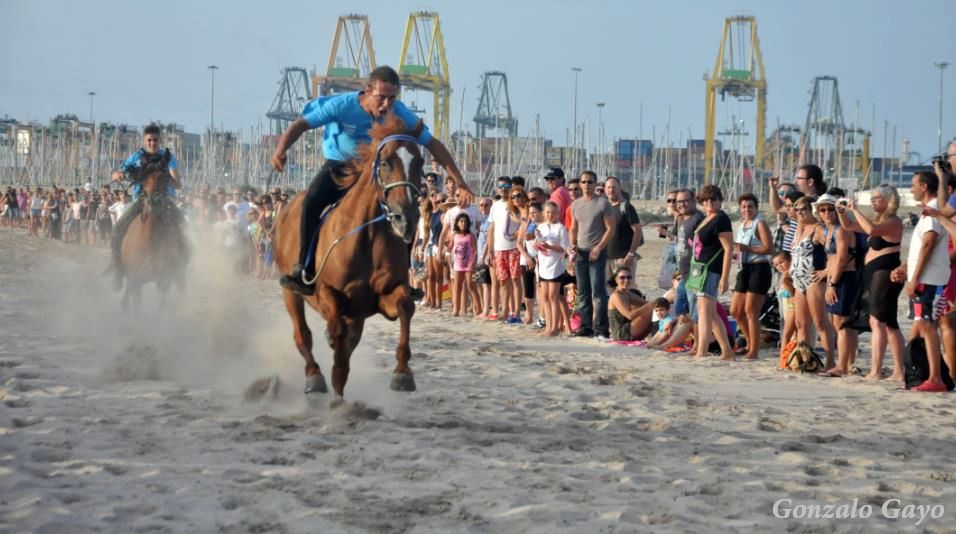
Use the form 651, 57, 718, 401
535, 201, 571, 336
691, 184, 736, 360
564, 177, 582, 229
475, 197, 493, 317
486, 177, 522, 322
729, 193, 773, 360
794, 164, 827, 197
838, 185, 906, 382
897, 172, 950, 391
108, 191, 131, 225
569, 170, 615, 339
673, 189, 705, 324
604, 177, 642, 277
816, 193, 860, 377
450, 212, 478, 317
544, 167, 572, 223
790, 195, 837, 368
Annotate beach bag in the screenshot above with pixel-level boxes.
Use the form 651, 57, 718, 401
779, 339, 799, 369
903, 337, 955, 391
658, 243, 677, 290
786, 341, 824, 373
686, 251, 720, 293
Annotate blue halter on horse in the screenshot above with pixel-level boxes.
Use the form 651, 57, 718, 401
302, 134, 422, 284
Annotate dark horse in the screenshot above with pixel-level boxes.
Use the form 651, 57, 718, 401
273, 114, 423, 402
118, 151, 187, 310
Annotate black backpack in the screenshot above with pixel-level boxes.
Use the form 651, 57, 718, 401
903, 337, 955, 391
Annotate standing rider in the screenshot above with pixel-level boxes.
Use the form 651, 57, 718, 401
109, 123, 184, 290
271, 65, 473, 295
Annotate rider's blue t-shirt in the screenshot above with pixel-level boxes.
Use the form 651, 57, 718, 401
301, 92, 433, 162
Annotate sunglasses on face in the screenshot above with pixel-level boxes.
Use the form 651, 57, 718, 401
794, 207, 808, 212
617, 275, 633, 280
511, 195, 525, 200
497, 183, 511, 189
817, 207, 834, 213
666, 198, 676, 203
580, 180, 595, 185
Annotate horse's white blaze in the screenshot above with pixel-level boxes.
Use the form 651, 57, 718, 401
396, 146, 415, 205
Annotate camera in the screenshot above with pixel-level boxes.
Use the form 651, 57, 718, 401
932, 154, 952, 172
837, 198, 849, 208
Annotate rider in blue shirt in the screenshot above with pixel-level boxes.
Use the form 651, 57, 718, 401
108, 123, 185, 290
271, 65, 473, 295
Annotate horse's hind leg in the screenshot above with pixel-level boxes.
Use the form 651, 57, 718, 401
380, 286, 416, 392
283, 288, 327, 394
328, 316, 364, 403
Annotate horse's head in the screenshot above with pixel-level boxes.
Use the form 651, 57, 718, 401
361, 115, 425, 243
138, 150, 172, 209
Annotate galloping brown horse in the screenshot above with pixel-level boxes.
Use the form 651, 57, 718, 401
273, 114, 424, 401
118, 152, 187, 310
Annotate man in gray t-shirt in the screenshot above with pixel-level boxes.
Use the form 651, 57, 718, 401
569, 171, 615, 338
673, 188, 704, 319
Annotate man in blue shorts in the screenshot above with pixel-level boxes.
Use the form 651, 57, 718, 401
270, 65, 472, 295
109, 123, 184, 290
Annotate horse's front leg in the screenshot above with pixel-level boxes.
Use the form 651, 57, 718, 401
328, 316, 364, 405
380, 285, 416, 392
283, 288, 327, 394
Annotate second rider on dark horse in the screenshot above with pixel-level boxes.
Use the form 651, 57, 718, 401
271, 66, 473, 295
109, 123, 188, 291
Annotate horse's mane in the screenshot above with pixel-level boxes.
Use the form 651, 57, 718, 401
337, 113, 423, 189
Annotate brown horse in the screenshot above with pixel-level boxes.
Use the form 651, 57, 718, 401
118, 152, 187, 310
273, 114, 424, 402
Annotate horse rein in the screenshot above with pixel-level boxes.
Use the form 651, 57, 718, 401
303, 134, 422, 286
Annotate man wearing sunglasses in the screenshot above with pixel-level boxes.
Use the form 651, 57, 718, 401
569, 170, 615, 338
270, 65, 473, 295
543, 167, 572, 223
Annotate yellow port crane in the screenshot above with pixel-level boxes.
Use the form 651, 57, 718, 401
704, 15, 767, 185
312, 14, 377, 97
398, 11, 451, 141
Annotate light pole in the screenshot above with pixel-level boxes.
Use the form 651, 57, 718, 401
207, 65, 219, 137
571, 67, 582, 174
934, 62, 949, 154
87, 91, 96, 124
596, 102, 605, 176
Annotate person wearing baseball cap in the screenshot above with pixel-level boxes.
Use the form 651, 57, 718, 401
544, 167, 571, 223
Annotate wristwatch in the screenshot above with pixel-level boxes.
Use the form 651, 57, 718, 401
827, 281, 838, 288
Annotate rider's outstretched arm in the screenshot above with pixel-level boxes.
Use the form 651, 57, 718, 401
271, 118, 312, 172
426, 138, 472, 201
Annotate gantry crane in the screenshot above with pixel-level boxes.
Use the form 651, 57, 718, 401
312, 14, 377, 97
704, 15, 767, 185
398, 11, 451, 140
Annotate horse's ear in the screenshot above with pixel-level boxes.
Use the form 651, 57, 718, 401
412, 120, 424, 141
163, 149, 171, 165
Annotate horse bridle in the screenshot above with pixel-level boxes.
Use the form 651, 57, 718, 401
371, 134, 422, 221
303, 134, 423, 286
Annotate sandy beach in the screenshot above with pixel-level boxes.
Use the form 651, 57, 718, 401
1, 225, 954, 533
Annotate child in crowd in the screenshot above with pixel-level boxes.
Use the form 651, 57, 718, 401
535, 201, 571, 336
772, 251, 797, 347
451, 212, 477, 317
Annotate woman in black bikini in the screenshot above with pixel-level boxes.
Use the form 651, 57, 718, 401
816, 194, 859, 376
837, 185, 905, 382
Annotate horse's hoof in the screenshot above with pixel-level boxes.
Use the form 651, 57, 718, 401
389, 372, 416, 392
304, 374, 328, 394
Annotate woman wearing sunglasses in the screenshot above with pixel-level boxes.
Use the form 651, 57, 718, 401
607, 267, 655, 341
790, 195, 836, 369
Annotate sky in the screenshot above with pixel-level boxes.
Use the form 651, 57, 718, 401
1, 0, 953, 162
